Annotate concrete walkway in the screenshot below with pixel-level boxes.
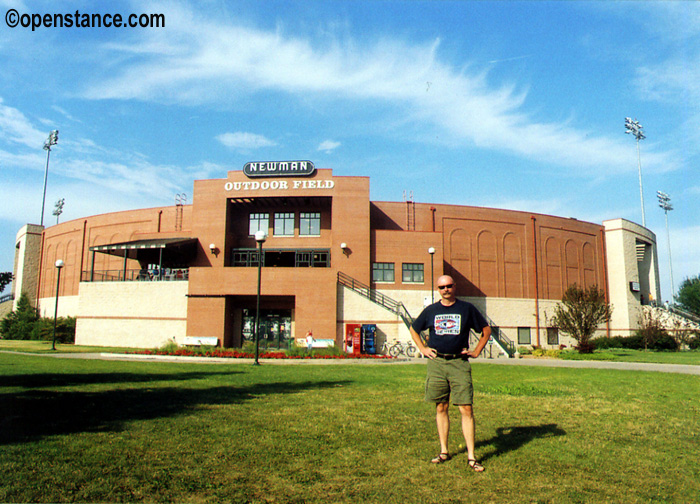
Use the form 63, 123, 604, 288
5, 350, 697, 375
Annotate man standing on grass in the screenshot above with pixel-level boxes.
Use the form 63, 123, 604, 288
409, 275, 491, 472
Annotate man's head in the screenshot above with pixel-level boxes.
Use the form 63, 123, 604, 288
436, 275, 456, 303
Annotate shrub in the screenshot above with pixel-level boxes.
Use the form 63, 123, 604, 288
517, 346, 532, 355
550, 284, 612, 354
32, 316, 76, 343
636, 309, 678, 351
689, 335, 700, 350
0, 292, 38, 340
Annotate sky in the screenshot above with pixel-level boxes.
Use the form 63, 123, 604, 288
0, 0, 698, 303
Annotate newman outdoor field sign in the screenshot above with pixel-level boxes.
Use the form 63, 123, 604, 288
243, 161, 316, 178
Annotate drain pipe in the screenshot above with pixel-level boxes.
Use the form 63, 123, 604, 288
531, 216, 541, 347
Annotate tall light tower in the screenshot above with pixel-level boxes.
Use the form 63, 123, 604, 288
625, 118, 646, 227
40, 130, 59, 227
657, 191, 675, 303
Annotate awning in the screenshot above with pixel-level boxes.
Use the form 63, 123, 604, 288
90, 238, 197, 253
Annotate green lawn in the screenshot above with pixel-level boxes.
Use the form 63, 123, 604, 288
1, 352, 698, 503
560, 348, 700, 366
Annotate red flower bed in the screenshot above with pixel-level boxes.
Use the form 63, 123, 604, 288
131, 348, 395, 360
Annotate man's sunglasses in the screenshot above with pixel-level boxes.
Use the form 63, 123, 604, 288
438, 284, 454, 290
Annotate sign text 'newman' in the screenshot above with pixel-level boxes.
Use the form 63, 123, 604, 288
243, 161, 315, 178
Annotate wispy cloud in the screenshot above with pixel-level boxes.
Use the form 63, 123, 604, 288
216, 132, 277, 150
79, 4, 679, 178
0, 97, 47, 149
317, 140, 340, 153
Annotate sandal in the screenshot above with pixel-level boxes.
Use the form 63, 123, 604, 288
468, 459, 485, 472
431, 453, 451, 464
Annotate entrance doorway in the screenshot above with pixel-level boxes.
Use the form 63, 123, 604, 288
242, 309, 293, 350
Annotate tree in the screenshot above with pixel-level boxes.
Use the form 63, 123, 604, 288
0, 292, 38, 340
0, 272, 12, 294
676, 275, 700, 317
551, 284, 613, 354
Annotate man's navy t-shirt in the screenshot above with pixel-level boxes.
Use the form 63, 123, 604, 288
411, 299, 489, 354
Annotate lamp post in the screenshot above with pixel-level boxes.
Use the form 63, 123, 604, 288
625, 117, 646, 227
52, 259, 64, 351
253, 230, 267, 365
657, 191, 675, 303
428, 247, 436, 303
40, 130, 59, 227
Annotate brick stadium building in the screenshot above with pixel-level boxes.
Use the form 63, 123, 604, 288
12, 164, 661, 355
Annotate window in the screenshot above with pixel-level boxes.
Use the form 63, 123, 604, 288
300, 212, 320, 236
402, 263, 424, 283
547, 327, 559, 346
372, 262, 395, 283
249, 213, 269, 236
517, 327, 531, 345
274, 212, 295, 236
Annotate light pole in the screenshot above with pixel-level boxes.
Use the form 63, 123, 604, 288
428, 247, 436, 303
625, 117, 646, 227
40, 130, 59, 227
657, 191, 675, 303
52, 259, 64, 351
253, 230, 267, 365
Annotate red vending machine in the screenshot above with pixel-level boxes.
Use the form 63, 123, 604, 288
345, 323, 362, 355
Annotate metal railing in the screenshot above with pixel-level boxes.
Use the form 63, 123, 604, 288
0, 293, 14, 304
337, 271, 404, 314
669, 305, 700, 325
81, 268, 189, 282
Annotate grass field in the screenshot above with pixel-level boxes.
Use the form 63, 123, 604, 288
1, 351, 698, 503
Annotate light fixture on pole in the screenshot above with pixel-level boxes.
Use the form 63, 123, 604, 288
253, 230, 267, 365
428, 247, 436, 303
625, 117, 646, 227
657, 191, 675, 303
40, 130, 59, 228
53, 198, 65, 224
52, 259, 64, 351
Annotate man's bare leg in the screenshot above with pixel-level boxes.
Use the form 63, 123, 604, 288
459, 404, 484, 471
436, 402, 450, 455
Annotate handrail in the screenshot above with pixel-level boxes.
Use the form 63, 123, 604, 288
0, 293, 14, 304
669, 305, 700, 325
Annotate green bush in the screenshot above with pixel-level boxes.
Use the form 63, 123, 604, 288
517, 346, 532, 355
689, 335, 700, 350
32, 317, 76, 344
0, 292, 38, 340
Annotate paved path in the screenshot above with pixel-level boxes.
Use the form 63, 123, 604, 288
5, 351, 698, 375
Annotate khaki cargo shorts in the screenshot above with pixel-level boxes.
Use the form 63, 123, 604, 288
424, 356, 473, 405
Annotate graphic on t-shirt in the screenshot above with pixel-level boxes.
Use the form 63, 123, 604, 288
435, 314, 461, 335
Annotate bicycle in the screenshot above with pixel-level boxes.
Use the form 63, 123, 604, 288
380, 339, 418, 358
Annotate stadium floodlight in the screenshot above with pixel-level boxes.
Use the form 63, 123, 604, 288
657, 191, 675, 303
625, 118, 646, 227
40, 130, 59, 227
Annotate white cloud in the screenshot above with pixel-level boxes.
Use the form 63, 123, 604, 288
0, 98, 47, 149
317, 140, 340, 153
79, 7, 680, 178
216, 132, 277, 150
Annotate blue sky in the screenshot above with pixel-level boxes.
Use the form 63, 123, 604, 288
0, 0, 698, 302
